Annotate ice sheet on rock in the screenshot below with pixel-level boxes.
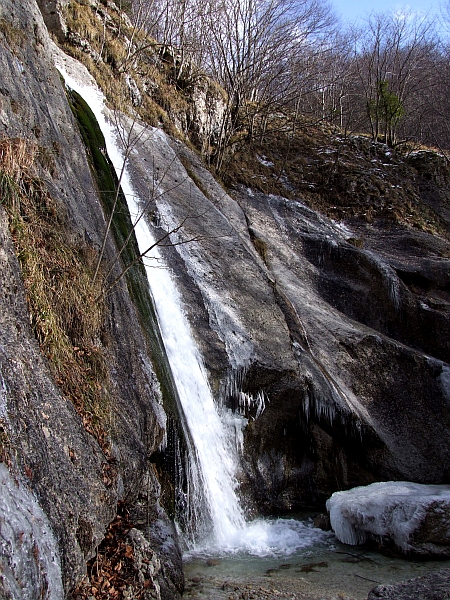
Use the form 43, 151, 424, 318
0, 464, 63, 600
0, 372, 8, 420
326, 481, 450, 550
364, 251, 401, 312
153, 193, 255, 369
440, 364, 450, 401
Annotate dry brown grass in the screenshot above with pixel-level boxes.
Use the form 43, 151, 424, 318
0, 138, 111, 451
0, 18, 26, 49
65, 0, 103, 44
62, 0, 193, 140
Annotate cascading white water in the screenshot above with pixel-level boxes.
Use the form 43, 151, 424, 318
57, 68, 246, 548
56, 59, 330, 557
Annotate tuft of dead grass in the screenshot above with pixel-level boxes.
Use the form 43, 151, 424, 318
0, 138, 111, 452
65, 0, 103, 44
0, 18, 26, 49
62, 0, 192, 141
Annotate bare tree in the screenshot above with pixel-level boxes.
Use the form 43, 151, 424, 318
353, 11, 437, 146
289, 30, 357, 129
201, 0, 334, 169
122, 0, 446, 155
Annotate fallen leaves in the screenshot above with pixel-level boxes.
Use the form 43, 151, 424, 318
70, 506, 155, 600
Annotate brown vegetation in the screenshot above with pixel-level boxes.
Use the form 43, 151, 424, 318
0, 137, 112, 451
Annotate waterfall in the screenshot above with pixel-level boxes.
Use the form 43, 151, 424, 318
56, 58, 331, 557
57, 67, 246, 548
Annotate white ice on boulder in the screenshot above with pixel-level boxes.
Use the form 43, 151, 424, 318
326, 481, 450, 552
0, 464, 63, 599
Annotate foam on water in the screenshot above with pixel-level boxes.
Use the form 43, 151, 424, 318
188, 517, 333, 558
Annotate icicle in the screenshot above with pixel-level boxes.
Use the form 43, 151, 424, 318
365, 250, 401, 312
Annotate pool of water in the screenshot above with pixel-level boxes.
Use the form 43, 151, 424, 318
183, 516, 450, 599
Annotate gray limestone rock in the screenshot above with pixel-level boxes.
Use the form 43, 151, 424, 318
0, 0, 182, 596
35, 0, 69, 41
124, 128, 450, 511
125, 529, 162, 599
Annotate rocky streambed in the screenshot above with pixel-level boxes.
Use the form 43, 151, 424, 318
183, 549, 450, 600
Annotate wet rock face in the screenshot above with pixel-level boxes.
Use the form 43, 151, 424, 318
0, 0, 181, 597
229, 189, 450, 508
125, 130, 450, 512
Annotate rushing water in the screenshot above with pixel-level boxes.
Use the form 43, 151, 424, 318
184, 518, 450, 600
57, 67, 243, 544
56, 64, 335, 558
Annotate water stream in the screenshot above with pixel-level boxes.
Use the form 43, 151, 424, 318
56, 66, 333, 558
58, 68, 244, 544
183, 520, 449, 599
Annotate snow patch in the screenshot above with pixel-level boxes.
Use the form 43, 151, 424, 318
257, 155, 274, 167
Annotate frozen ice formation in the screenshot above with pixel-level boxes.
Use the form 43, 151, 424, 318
326, 481, 450, 556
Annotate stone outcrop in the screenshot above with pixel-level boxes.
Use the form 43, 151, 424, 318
35, 0, 68, 41
0, 0, 182, 597
124, 129, 450, 511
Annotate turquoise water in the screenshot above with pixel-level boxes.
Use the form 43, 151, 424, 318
184, 516, 450, 599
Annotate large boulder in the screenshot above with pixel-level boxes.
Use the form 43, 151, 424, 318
327, 481, 450, 557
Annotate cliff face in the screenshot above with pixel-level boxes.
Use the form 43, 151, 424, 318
1, 0, 450, 597
0, 1, 181, 597
125, 133, 450, 511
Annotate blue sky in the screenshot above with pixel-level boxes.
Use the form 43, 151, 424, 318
331, 0, 442, 24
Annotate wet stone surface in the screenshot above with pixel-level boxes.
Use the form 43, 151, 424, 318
183, 572, 358, 599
